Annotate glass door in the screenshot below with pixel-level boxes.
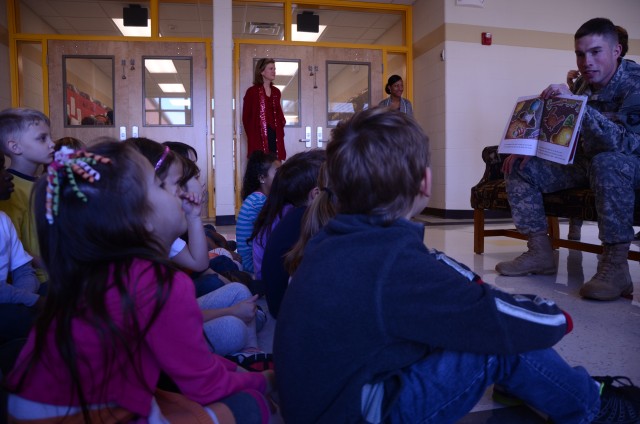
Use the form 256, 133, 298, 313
47, 40, 211, 212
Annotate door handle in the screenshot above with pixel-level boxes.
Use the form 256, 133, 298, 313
317, 126, 326, 147
299, 126, 312, 148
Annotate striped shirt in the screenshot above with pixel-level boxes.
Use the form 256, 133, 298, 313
235, 191, 267, 275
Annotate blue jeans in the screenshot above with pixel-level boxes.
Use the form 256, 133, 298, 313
193, 273, 225, 298
389, 348, 600, 424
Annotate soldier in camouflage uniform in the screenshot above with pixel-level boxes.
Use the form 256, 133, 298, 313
496, 17, 640, 301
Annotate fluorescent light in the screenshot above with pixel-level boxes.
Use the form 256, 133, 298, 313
159, 84, 186, 93
291, 24, 326, 42
169, 98, 191, 107
275, 62, 298, 76
112, 18, 151, 37
145, 59, 177, 74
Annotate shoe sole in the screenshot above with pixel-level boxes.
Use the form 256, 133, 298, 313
496, 267, 557, 277
579, 285, 634, 301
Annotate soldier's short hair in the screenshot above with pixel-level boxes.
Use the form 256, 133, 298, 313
575, 18, 619, 46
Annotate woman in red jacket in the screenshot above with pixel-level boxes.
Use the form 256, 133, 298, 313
242, 58, 287, 160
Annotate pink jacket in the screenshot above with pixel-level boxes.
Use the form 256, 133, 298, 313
8, 259, 265, 417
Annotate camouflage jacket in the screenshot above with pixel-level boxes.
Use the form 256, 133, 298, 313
575, 59, 640, 158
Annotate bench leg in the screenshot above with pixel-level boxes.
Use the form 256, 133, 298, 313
547, 216, 560, 249
474, 209, 485, 254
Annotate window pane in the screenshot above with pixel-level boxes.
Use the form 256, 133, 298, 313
276, 60, 300, 126
64, 57, 114, 126
19, 0, 151, 36
160, 0, 212, 38
143, 57, 193, 126
233, 2, 285, 41
327, 62, 370, 127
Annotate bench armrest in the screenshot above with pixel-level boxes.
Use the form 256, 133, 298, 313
477, 145, 506, 186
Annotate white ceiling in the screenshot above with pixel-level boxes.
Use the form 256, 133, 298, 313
18, 0, 414, 43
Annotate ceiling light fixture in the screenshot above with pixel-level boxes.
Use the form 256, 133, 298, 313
291, 24, 326, 42
113, 18, 151, 37
145, 59, 178, 74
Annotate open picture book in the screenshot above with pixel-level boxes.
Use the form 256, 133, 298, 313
498, 94, 588, 165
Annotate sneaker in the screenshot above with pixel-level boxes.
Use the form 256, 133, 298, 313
256, 305, 267, 333
592, 376, 640, 423
225, 351, 274, 372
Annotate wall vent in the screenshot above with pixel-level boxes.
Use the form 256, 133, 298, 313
245, 22, 282, 36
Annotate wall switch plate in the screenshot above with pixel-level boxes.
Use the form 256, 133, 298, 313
119, 126, 126, 141
132, 126, 139, 138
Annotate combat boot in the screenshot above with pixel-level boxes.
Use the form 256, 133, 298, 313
568, 218, 582, 241
580, 243, 634, 301
495, 231, 556, 276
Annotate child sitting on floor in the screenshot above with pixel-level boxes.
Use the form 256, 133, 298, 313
273, 107, 640, 424
0, 152, 44, 374
127, 137, 266, 358
236, 151, 280, 275
6, 141, 276, 423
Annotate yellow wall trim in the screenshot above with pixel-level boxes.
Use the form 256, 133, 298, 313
413, 24, 445, 59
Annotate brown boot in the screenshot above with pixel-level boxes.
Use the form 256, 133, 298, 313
580, 243, 634, 301
567, 219, 583, 241
495, 232, 556, 276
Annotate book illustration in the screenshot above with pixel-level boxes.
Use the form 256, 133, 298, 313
539, 98, 582, 147
506, 98, 543, 140
498, 94, 587, 165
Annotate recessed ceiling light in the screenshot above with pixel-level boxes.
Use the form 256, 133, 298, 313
291, 24, 326, 42
113, 18, 151, 37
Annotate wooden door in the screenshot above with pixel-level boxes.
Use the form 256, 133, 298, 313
47, 40, 211, 215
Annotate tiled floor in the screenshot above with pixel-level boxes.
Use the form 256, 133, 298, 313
218, 217, 640, 423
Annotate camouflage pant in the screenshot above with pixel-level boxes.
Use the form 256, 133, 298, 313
505, 152, 640, 244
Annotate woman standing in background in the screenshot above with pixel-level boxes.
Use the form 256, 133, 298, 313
243, 58, 287, 161
379, 74, 413, 116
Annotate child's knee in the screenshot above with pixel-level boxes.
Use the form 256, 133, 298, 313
227, 282, 252, 301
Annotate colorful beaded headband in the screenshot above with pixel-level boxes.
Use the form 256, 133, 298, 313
155, 146, 170, 172
45, 146, 111, 224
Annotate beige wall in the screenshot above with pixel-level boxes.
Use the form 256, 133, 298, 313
413, 0, 640, 212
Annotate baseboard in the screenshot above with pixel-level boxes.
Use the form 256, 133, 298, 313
215, 215, 236, 226
421, 208, 512, 220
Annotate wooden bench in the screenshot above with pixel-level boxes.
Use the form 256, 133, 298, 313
470, 145, 640, 261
